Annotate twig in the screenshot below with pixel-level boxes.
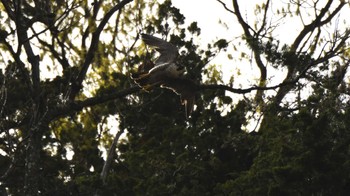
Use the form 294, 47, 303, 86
216, 0, 235, 14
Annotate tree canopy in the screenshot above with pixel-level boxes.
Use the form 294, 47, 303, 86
0, 0, 350, 195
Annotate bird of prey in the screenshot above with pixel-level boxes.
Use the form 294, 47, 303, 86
131, 33, 197, 119
131, 33, 185, 90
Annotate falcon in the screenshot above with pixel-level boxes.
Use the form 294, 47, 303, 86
131, 33, 197, 119
131, 33, 185, 90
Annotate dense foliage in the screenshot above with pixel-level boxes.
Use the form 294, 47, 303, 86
0, 0, 349, 195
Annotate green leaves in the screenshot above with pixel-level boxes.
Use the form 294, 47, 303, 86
187, 22, 201, 36
214, 39, 228, 50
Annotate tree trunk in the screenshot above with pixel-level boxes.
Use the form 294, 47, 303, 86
24, 104, 46, 196
24, 128, 42, 195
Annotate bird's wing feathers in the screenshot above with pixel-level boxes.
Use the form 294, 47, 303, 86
134, 34, 195, 118
141, 33, 178, 65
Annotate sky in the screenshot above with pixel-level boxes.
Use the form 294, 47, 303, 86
172, 0, 239, 42
171, 0, 350, 89
171, 0, 256, 85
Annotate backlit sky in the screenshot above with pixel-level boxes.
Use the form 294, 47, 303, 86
170, 0, 350, 131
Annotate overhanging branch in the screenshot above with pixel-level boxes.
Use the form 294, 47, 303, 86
69, 0, 133, 100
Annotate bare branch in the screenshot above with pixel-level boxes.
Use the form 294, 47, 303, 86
200, 76, 297, 94
232, 0, 255, 37
256, 0, 271, 36
69, 0, 133, 100
232, 0, 267, 103
273, 0, 347, 106
216, 0, 235, 15
76, 86, 140, 109
100, 129, 125, 184
291, 0, 345, 51
36, 36, 71, 70
48, 86, 140, 121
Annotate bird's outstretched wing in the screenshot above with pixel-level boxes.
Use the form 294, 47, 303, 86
141, 33, 178, 65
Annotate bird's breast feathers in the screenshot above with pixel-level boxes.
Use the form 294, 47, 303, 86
149, 63, 185, 78
166, 63, 185, 77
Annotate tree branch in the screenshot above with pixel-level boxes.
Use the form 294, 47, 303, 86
232, 0, 254, 37
0, 0, 15, 20
77, 86, 140, 108
100, 129, 125, 184
291, 0, 345, 51
232, 0, 267, 103
69, 0, 133, 100
49, 86, 140, 121
217, 0, 235, 15
36, 36, 71, 70
274, 0, 346, 106
256, 0, 270, 36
